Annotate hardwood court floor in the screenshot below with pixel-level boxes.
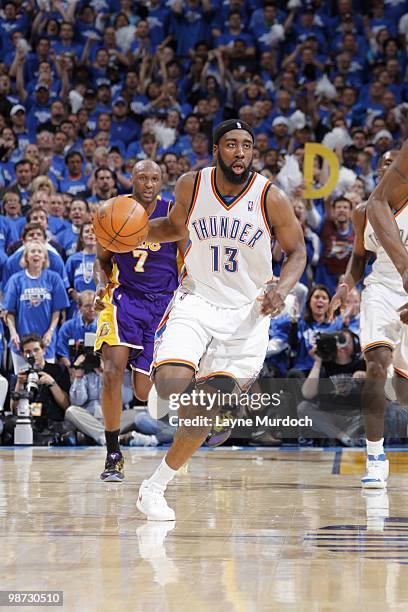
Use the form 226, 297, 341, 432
1, 446, 408, 611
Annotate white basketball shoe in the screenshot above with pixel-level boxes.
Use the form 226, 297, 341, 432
137, 480, 175, 521
361, 454, 389, 489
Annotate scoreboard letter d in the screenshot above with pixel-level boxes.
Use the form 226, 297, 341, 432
303, 143, 339, 199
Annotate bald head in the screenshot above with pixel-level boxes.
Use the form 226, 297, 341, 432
132, 159, 162, 177
132, 159, 162, 207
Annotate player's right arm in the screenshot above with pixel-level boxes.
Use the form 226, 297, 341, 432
145, 172, 194, 243
366, 139, 408, 291
328, 203, 367, 321
93, 243, 114, 311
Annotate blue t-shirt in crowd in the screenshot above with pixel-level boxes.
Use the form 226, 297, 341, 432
0, 217, 11, 268
59, 176, 89, 197
3, 269, 70, 358
6, 217, 26, 245
65, 251, 96, 293
47, 215, 69, 239
56, 225, 81, 257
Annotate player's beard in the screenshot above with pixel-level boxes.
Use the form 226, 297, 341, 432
217, 150, 253, 185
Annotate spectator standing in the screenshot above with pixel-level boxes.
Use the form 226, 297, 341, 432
316, 197, 354, 293
3, 240, 69, 371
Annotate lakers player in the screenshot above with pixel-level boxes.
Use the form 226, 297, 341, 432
135, 119, 306, 521
329, 150, 406, 488
93, 160, 179, 481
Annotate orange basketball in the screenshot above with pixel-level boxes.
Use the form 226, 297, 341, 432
92, 196, 149, 253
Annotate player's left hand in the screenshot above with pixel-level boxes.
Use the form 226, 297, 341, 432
398, 302, 408, 324
259, 283, 286, 317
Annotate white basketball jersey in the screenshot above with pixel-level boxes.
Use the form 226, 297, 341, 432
364, 200, 408, 295
182, 167, 273, 308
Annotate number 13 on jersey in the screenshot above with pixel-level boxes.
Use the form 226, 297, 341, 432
210, 245, 238, 273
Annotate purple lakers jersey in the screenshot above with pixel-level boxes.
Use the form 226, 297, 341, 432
111, 195, 178, 296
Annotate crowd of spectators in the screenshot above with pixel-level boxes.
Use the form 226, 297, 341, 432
0, 0, 407, 446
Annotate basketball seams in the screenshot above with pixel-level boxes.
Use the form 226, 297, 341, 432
93, 196, 149, 252
117, 218, 149, 238
109, 200, 137, 236
94, 209, 140, 250
108, 200, 148, 240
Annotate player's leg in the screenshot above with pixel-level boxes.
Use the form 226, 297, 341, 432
393, 373, 408, 407
392, 324, 408, 406
361, 346, 392, 488
137, 363, 196, 521
100, 344, 129, 481
140, 302, 268, 520
203, 304, 270, 448
137, 291, 217, 520
132, 371, 152, 402
95, 287, 147, 480
132, 297, 174, 405
359, 285, 402, 488
130, 319, 156, 402
138, 367, 235, 520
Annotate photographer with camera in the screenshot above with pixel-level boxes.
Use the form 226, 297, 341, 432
299, 326, 408, 447
297, 329, 366, 445
4, 333, 74, 445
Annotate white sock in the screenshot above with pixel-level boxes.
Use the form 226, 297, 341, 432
147, 457, 177, 490
366, 438, 385, 458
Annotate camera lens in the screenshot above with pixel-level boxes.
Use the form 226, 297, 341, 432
336, 332, 348, 348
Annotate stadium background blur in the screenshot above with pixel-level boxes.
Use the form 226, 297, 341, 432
0, 0, 407, 447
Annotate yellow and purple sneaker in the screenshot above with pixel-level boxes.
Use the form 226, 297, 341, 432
100, 451, 125, 482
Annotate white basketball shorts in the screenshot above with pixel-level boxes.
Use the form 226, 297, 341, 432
360, 283, 408, 377
153, 286, 270, 386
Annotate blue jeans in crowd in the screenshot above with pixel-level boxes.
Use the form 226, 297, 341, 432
134, 410, 176, 444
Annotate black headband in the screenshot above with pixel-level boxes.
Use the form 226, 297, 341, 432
212, 119, 255, 145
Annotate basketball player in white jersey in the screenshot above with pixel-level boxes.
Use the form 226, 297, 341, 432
329, 150, 406, 488
135, 119, 306, 520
